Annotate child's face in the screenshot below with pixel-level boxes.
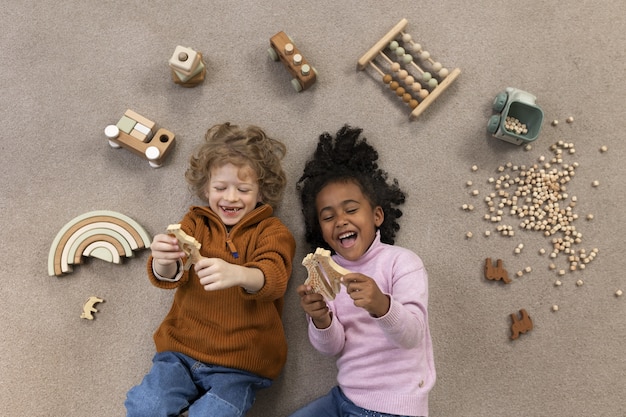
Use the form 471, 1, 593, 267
315, 180, 384, 261
204, 162, 261, 226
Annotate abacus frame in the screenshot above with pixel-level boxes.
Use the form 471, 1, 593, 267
357, 18, 461, 119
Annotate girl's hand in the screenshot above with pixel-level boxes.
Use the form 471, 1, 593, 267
296, 284, 332, 329
341, 273, 390, 318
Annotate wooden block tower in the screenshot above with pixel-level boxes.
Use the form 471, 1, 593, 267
169, 45, 206, 87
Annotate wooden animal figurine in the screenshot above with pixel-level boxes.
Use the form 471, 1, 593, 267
167, 224, 202, 270
302, 248, 352, 301
510, 309, 533, 340
81, 296, 104, 320
485, 258, 511, 284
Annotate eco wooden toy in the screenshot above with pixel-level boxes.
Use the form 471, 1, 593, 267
302, 248, 351, 301
47, 210, 151, 277
169, 45, 206, 87
105, 109, 176, 168
81, 296, 105, 320
268, 31, 317, 92
357, 18, 461, 119
487, 87, 544, 145
510, 309, 533, 340
484, 258, 511, 284
166, 224, 202, 270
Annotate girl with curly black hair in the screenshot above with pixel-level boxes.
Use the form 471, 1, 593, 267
291, 125, 435, 417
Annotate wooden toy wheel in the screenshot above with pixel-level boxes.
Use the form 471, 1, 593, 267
267, 47, 279, 61
291, 78, 303, 92
145, 146, 162, 168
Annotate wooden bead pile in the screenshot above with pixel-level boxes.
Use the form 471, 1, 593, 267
465, 140, 601, 277
357, 18, 461, 119
504, 116, 528, 135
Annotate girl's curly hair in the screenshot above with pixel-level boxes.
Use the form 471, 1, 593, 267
185, 123, 287, 208
296, 125, 406, 251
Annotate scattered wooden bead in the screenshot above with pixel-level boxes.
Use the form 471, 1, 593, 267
592, 180, 600, 187
576, 279, 584, 287
471, 165, 478, 172
466, 232, 473, 239
552, 305, 559, 311
566, 116, 574, 123
616, 289, 623, 297
586, 214, 594, 220
600, 145, 608, 153
555, 280, 562, 286
551, 120, 559, 126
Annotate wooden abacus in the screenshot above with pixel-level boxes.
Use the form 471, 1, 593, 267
357, 18, 461, 119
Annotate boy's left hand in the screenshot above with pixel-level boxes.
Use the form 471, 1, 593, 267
195, 257, 265, 292
195, 258, 240, 291
341, 273, 390, 318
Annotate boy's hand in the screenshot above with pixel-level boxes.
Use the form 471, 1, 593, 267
296, 284, 332, 329
341, 273, 390, 318
151, 234, 186, 266
195, 258, 264, 292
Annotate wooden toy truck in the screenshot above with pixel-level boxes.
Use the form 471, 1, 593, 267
268, 31, 317, 92
104, 109, 175, 168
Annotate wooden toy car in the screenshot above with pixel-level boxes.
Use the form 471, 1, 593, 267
105, 109, 175, 168
268, 31, 317, 92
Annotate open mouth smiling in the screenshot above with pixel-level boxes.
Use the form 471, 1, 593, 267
338, 231, 357, 246
221, 206, 242, 214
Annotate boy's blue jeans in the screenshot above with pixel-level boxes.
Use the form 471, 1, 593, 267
125, 351, 271, 417
288, 386, 415, 417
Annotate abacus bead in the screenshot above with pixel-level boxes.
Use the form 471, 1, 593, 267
389, 41, 399, 50
422, 72, 432, 81
396, 87, 406, 96
391, 62, 401, 72
390, 81, 400, 90
398, 69, 408, 80
402, 54, 414, 64
428, 78, 439, 88
405, 75, 415, 85
409, 99, 419, 109
432, 62, 442, 71
412, 43, 422, 52
411, 83, 422, 92
420, 51, 431, 60
402, 93, 412, 103
395, 47, 405, 57
439, 68, 449, 78
383, 74, 393, 84
402, 33, 412, 43
419, 89, 429, 99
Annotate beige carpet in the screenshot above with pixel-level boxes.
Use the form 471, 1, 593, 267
1, 1, 625, 416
